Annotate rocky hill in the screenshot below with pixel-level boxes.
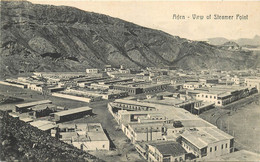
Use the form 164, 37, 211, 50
0, 1, 259, 77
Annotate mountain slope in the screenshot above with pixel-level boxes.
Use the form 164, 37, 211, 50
208, 35, 260, 47
0, 1, 259, 77
236, 35, 260, 47
207, 37, 230, 46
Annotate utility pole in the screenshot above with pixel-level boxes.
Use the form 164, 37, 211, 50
227, 119, 230, 134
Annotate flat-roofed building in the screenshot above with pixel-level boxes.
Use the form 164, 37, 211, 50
114, 110, 166, 128
113, 85, 143, 95
52, 91, 102, 103
195, 86, 250, 106
86, 68, 101, 74
180, 127, 234, 159
142, 95, 198, 113
15, 100, 52, 113
50, 106, 92, 123
64, 88, 128, 100
54, 123, 110, 151
245, 77, 260, 91
28, 104, 58, 118
199, 78, 219, 85
30, 120, 57, 132
183, 82, 203, 90
231, 76, 245, 85
109, 99, 158, 112
113, 82, 169, 95
141, 83, 169, 93
109, 99, 201, 121
162, 119, 216, 141
147, 141, 187, 162
125, 122, 164, 143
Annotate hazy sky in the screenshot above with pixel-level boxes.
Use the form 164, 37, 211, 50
28, 0, 260, 41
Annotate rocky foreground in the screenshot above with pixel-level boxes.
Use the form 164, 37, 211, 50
0, 111, 101, 161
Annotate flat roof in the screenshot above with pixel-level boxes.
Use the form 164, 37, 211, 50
113, 99, 200, 121
181, 127, 233, 149
52, 106, 92, 117
38, 124, 57, 131
59, 123, 109, 142
143, 97, 190, 106
87, 131, 109, 141
31, 104, 56, 111
148, 141, 187, 157
30, 120, 55, 128
15, 100, 52, 108
118, 110, 161, 115
19, 117, 34, 123
165, 119, 215, 128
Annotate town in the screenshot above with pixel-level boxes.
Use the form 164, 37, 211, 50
1, 65, 260, 161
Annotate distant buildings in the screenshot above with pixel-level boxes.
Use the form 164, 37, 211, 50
113, 82, 169, 95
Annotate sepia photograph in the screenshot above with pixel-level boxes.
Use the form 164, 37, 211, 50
0, 0, 260, 161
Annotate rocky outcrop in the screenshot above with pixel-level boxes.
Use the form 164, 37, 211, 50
0, 111, 100, 161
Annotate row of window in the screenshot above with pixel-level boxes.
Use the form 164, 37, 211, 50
209, 143, 228, 152
197, 94, 217, 99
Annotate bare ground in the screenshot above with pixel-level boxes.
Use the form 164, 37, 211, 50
199, 93, 260, 154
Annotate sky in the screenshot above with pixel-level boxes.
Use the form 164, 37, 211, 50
28, 0, 260, 41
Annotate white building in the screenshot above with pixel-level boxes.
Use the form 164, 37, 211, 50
180, 127, 234, 159
86, 68, 101, 74
195, 86, 250, 106
245, 77, 260, 91
147, 141, 187, 162
54, 123, 110, 151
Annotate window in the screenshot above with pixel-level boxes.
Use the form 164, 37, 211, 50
206, 95, 208, 98
226, 143, 228, 148
103, 144, 105, 148
210, 96, 212, 99
202, 95, 204, 97
214, 96, 216, 99
218, 101, 221, 104
215, 146, 217, 151
210, 147, 212, 152
198, 95, 200, 97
